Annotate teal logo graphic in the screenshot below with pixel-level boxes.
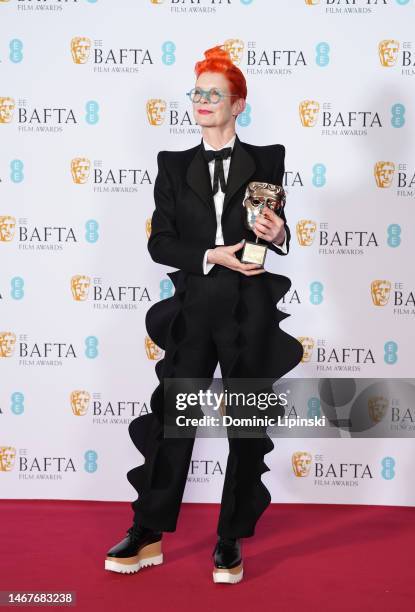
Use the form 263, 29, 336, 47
312, 163, 326, 187
9, 39, 23, 64
307, 397, 321, 418
395, 0, 410, 5
310, 281, 323, 305
391, 103, 405, 128
384, 341, 397, 364
84, 450, 98, 473
11, 277, 24, 300
85, 219, 99, 243
315, 42, 330, 67
11, 392, 24, 416
162, 41, 175, 66
237, 103, 251, 127
86, 0, 98, 3
160, 278, 173, 299
381, 456, 395, 480
85, 100, 99, 125
11, 159, 24, 183
387, 224, 401, 248
85, 336, 98, 359
240, 0, 254, 4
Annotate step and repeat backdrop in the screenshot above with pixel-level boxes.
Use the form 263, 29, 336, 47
1, 0, 415, 507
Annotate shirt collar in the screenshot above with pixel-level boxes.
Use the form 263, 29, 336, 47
202, 133, 236, 152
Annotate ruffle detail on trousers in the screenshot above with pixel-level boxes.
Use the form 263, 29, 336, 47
127, 269, 304, 535
126, 270, 190, 528
215, 271, 304, 537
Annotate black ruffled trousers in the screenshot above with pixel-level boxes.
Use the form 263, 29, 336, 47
127, 265, 304, 539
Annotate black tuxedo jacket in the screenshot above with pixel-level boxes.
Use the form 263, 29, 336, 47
148, 133, 290, 275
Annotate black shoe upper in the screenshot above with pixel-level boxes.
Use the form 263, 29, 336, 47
213, 537, 242, 569
107, 524, 162, 559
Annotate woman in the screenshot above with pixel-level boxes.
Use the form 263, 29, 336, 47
105, 45, 303, 584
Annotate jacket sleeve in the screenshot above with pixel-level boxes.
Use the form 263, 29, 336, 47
147, 151, 207, 274
267, 144, 291, 257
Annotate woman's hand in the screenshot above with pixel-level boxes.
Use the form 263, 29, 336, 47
207, 241, 265, 276
253, 207, 285, 244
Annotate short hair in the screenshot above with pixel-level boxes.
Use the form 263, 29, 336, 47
194, 45, 247, 100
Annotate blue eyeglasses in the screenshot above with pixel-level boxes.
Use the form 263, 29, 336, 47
186, 87, 239, 104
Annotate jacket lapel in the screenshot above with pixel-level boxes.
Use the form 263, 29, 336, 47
186, 144, 215, 220
222, 133, 256, 217
185, 133, 256, 220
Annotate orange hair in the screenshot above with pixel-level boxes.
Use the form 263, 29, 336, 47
194, 45, 247, 100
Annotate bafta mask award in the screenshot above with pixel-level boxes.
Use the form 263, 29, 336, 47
241, 181, 286, 266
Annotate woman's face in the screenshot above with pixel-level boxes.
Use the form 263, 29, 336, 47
192, 71, 244, 129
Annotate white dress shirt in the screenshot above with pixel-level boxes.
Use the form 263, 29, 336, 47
202, 134, 287, 274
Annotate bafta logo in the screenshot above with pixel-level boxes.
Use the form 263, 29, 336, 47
71, 275, 91, 301
371, 280, 391, 306
71, 158, 91, 184
145, 218, 152, 239
296, 220, 317, 246
305, 0, 320, 4
298, 337, 314, 363
0, 447, 16, 472
146, 99, 167, 126
374, 161, 395, 188
0, 332, 16, 358
299, 100, 320, 127
368, 396, 388, 424
145, 335, 163, 360
150, 0, 164, 4
223, 39, 244, 65
71, 37, 92, 65
292, 451, 312, 477
378, 40, 400, 67
70, 390, 91, 416
0, 215, 16, 242
0, 97, 15, 124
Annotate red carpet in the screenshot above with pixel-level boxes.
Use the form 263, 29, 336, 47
1, 500, 413, 611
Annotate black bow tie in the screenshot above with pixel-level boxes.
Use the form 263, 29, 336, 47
202, 146, 233, 195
